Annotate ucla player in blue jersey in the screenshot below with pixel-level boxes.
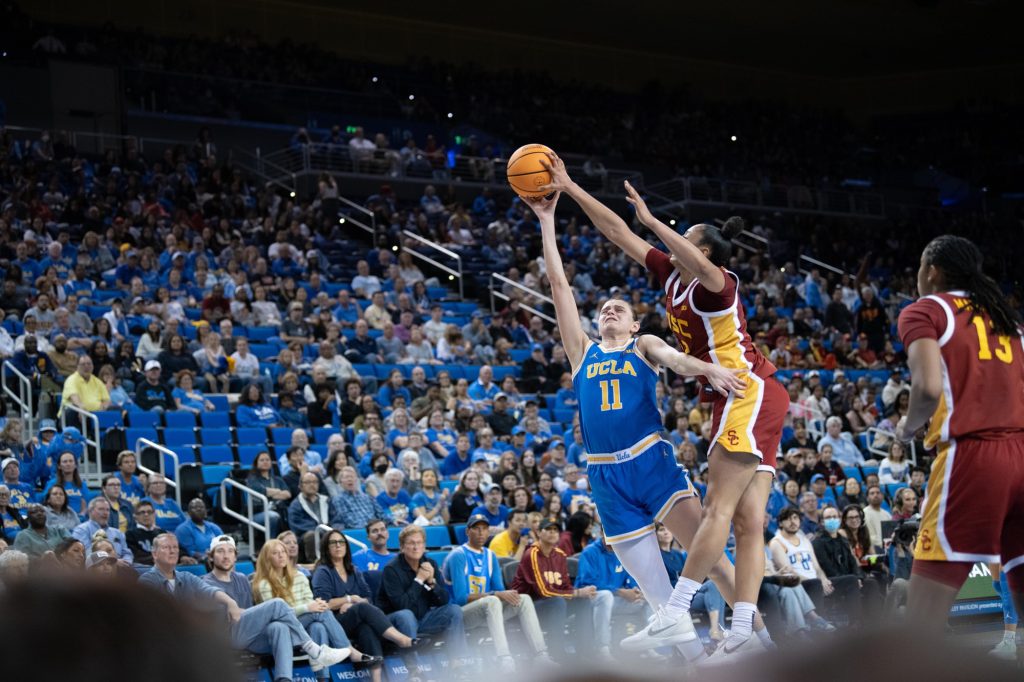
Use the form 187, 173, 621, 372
529, 189, 773, 664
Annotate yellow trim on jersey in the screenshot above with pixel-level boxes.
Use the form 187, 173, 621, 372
924, 391, 947, 450
587, 433, 664, 464
915, 441, 949, 562
706, 312, 762, 456
654, 488, 696, 523
605, 523, 656, 545
570, 340, 595, 381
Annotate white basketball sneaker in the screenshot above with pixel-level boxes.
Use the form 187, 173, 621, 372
619, 607, 697, 651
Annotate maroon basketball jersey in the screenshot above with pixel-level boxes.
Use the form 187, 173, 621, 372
898, 291, 1024, 447
645, 248, 776, 381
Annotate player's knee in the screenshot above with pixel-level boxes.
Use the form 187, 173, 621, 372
732, 505, 765, 538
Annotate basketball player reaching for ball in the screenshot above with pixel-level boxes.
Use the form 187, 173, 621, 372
894, 235, 1024, 637
540, 155, 785, 660
527, 188, 765, 666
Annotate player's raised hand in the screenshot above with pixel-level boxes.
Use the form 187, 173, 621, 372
537, 152, 573, 192
623, 180, 655, 226
704, 364, 747, 398
525, 191, 560, 221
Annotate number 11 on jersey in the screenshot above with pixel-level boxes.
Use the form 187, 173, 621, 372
599, 379, 623, 411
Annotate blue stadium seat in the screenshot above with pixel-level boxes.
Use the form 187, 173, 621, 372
386, 527, 403, 551
177, 564, 207, 576
208, 396, 230, 413
237, 445, 267, 467
452, 524, 468, 545
236, 561, 255, 575
312, 427, 335, 445
344, 529, 369, 548
201, 464, 235, 502
235, 427, 267, 445
272, 428, 295, 445
552, 408, 577, 424
170, 447, 197, 465
164, 412, 197, 428
126, 412, 160, 429
163, 428, 198, 447
200, 412, 230, 428
842, 466, 863, 483
491, 366, 519, 380
125, 427, 157, 449
440, 480, 458, 494
248, 327, 278, 342
95, 411, 124, 429
202, 428, 232, 446
424, 525, 450, 549
884, 483, 903, 501
427, 550, 450, 566
198, 445, 235, 464
250, 343, 276, 360
861, 466, 880, 479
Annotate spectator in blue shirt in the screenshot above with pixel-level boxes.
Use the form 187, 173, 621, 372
817, 416, 875, 468
377, 370, 411, 409
575, 534, 649, 660
174, 498, 224, 560
72, 497, 134, 563
115, 251, 144, 288
332, 290, 361, 327
142, 473, 187, 532
440, 433, 473, 479
376, 469, 413, 526
467, 365, 499, 411
351, 519, 396, 572
470, 484, 509, 533
236, 382, 283, 427
332, 466, 388, 531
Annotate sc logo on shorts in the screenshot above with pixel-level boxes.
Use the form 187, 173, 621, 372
725, 430, 740, 447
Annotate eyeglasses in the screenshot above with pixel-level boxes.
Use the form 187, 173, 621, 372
136, 509, 154, 515
327, 540, 346, 547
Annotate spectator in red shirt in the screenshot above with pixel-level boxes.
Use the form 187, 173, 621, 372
512, 519, 596, 659
200, 283, 230, 324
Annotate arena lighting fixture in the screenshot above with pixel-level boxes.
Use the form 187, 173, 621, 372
448, 275, 455, 281
408, 94, 415, 101
338, 218, 346, 224
371, 76, 378, 82
731, 135, 738, 142
392, 245, 399, 251
669, 219, 676, 226
447, 112, 454, 119
289, 191, 296, 197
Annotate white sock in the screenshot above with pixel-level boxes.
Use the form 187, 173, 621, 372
665, 577, 702, 618
1003, 630, 1016, 643
728, 602, 757, 641
611, 533, 674, 609
676, 638, 707, 663
755, 625, 774, 648
301, 640, 322, 658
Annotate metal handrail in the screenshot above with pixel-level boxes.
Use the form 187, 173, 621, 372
340, 196, 378, 243
313, 523, 368, 561
865, 426, 917, 465
402, 230, 464, 299
489, 273, 557, 326
60, 404, 102, 486
220, 478, 271, 552
135, 437, 182, 507
799, 254, 847, 277
1, 361, 35, 439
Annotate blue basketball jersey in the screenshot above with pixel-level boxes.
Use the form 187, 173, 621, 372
572, 338, 664, 454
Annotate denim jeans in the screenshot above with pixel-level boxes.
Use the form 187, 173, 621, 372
416, 604, 468, 659
231, 599, 309, 682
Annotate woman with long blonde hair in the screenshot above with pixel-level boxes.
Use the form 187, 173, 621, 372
252, 540, 378, 678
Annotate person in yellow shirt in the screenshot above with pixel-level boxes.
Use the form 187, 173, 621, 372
61, 355, 110, 414
489, 509, 531, 560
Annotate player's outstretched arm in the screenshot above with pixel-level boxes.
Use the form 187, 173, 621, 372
538, 153, 653, 266
526, 192, 588, 370
624, 180, 726, 293
635, 334, 746, 397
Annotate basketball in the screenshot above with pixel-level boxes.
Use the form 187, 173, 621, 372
506, 143, 554, 198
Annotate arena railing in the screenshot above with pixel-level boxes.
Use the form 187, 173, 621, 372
60, 404, 102, 486
314, 523, 368, 561
1, 361, 36, 441
219, 478, 270, 552
865, 426, 917, 465
401, 230, 464, 299
488, 273, 556, 326
134, 437, 182, 507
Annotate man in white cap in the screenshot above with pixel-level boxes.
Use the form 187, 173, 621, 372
1, 458, 33, 512
197, 533, 355, 680
134, 360, 175, 412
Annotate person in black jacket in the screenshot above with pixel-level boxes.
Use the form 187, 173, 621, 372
134, 361, 176, 413
378, 526, 467, 661
812, 504, 882, 624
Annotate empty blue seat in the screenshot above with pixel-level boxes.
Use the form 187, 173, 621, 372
842, 466, 863, 483
198, 445, 235, 464
237, 445, 269, 467
236, 561, 255, 575
427, 550, 450, 566
200, 412, 230, 428
452, 524, 468, 545
235, 427, 267, 445
312, 427, 335, 445
164, 412, 197, 428
95, 411, 124, 429
386, 527, 403, 551
250, 343, 276, 360
163, 428, 198, 447
343, 529, 369, 549
208, 396, 230, 413
248, 327, 277, 342
127, 412, 160, 429
202, 428, 232, 446
491, 366, 519, 380
272, 428, 295, 445
125, 427, 157, 449
177, 564, 206, 576
424, 525, 450, 549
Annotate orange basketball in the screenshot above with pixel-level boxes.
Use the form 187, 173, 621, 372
506, 143, 554, 198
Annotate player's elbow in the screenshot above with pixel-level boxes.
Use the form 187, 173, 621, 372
916, 375, 943, 404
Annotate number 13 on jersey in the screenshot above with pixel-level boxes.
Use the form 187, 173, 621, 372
973, 317, 1014, 364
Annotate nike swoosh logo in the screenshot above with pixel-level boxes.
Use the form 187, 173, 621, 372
722, 643, 746, 655
649, 622, 681, 636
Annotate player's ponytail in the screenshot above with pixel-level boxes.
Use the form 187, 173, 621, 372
698, 216, 744, 266
923, 235, 1022, 337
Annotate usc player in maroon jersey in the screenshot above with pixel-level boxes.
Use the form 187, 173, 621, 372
896, 235, 1024, 636
541, 157, 784, 660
